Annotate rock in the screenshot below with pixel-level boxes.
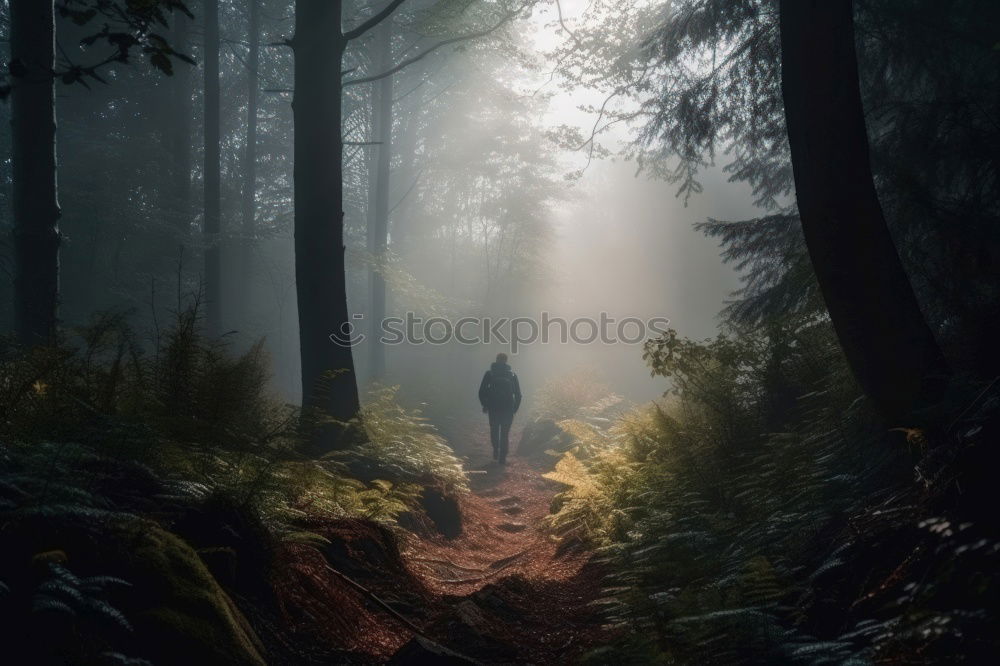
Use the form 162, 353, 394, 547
515, 419, 574, 459
497, 496, 520, 506
388, 635, 478, 665
422, 487, 463, 539
323, 519, 407, 581
437, 614, 520, 663
455, 599, 490, 629
396, 509, 435, 536
471, 586, 518, 620
497, 522, 527, 533
500, 505, 523, 515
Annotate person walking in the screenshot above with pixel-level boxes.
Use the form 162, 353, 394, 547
478, 353, 522, 464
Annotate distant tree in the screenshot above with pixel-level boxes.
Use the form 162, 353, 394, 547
167, 5, 194, 238
239, 0, 261, 324
402, 70, 560, 308
204, 0, 222, 335
366, 19, 392, 379
357, 2, 532, 378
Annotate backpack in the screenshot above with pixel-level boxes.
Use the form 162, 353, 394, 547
487, 370, 516, 410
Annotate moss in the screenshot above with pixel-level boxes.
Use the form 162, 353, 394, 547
0, 515, 266, 665
113, 521, 266, 666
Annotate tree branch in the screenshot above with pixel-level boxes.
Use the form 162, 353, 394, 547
343, 0, 409, 41
554, 0, 583, 49
389, 168, 424, 216
344, 2, 529, 87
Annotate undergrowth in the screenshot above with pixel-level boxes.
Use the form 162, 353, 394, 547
544, 320, 1000, 664
347, 385, 468, 495
531, 367, 621, 423
0, 304, 467, 663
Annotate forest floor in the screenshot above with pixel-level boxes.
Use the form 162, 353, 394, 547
333, 425, 608, 664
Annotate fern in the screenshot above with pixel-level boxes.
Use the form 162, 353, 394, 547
341, 385, 468, 495
545, 321, 910, 663
532, 368, 621, 422
32, 563, 133, 632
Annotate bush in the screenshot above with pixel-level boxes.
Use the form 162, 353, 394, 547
543, 321, 962, 664
531, 367, 623, 423
331, 384, 468, 498
0, 305, 472, 662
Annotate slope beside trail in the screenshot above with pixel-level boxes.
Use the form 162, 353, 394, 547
323, 423, 609, 664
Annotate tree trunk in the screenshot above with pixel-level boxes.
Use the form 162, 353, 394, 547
293, 0, 361, 448
10, 0, 60, 346
779, 0, 949, 421
367, 20, 393, 379
204, 0, 222, 335
388, 84, 423, 254
240, 0, 260, 322
170, 6, 193, 239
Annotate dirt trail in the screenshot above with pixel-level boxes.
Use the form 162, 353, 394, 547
396, 426, 607, 664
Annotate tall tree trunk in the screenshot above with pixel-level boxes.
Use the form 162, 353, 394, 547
388, 85, 423, 254
170, 7, 193, 240
779, 0, 949, 421
10, 0, 59, 345
367, 20, 393, 379
204, 0, 222, 335
240, 0, 260, 322
293, 0, 361, 448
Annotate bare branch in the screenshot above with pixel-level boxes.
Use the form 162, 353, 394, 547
344, 2, 531, 87
343, 0, 409, 41
393, 76, 430, 104
554, 0, 584, 49
576, 84, 635, 171
392, 62, 452, 103
389, 168, 424, 216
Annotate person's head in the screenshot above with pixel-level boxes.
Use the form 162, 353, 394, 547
495, 352, 508, 365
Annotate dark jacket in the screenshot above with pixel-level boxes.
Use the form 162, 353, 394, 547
479, 362, 522, 413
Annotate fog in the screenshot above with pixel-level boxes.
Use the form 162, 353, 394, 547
0, 0, 765, 426
344, 0, 758, 419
